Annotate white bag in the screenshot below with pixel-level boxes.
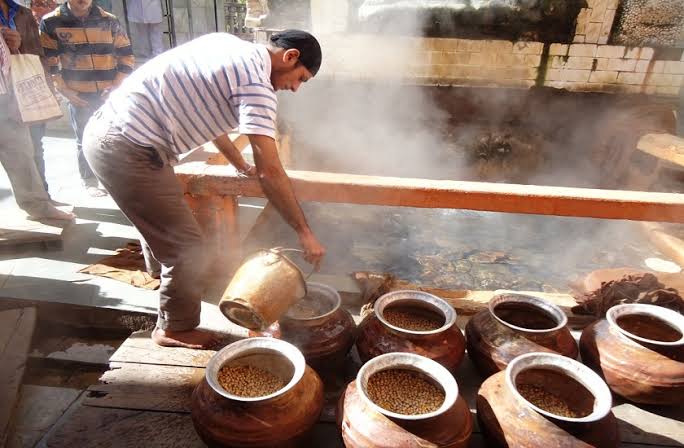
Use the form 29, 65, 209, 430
10, 53, 62, 124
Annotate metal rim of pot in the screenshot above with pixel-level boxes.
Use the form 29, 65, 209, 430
606, 303, 684, 347
356, 352, 459, 421
375, 290, 457, 336
282, 282, 341, 322
505, 352, 613, 424
489, 291, 568, 334
205, 337, 306, 403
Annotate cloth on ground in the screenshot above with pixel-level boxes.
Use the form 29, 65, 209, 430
79, 241, 161, 290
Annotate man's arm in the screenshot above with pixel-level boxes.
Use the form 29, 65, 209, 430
212, 133, 255, 175
248, 133, 325, 269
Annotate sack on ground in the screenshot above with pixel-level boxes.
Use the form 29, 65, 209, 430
10, 53, 62, 124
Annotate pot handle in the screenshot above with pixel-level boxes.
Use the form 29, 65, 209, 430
272, 248, 315, 280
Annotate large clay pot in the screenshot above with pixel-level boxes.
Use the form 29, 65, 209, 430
477, 352, 619, 448
279, 282, 356, 371
356, 290, 466, 372
580, 303, 684, 405
191, 338, 324, 447
338, 352, 473, 448
465, 292, 578, 377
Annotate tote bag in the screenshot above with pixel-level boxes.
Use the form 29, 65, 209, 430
10, 53, 62, 123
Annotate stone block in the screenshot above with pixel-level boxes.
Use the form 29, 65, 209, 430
624, 47, 641, 59
549, 44, 569, 56
585, 22, 602, 43
562, 69, 592, 82
655, 86, 681, 96
574, 35, 586, 43
562, 56, 596, 70
495, 53, 527, 67
608, 58, 637, 71
596, 45, 625, 58
635, 60, 650, 73
545, 68, 563, 81
646, 74, 676, 86
576, 21, 587, 35
512, 42, 544, 55
569, 44, 598, 57
650, 61, 666, 73
482, 40, 514, 53
617, 72, 646, 84
469, 52, 497, 66
640, 48, 655, 60
607, 0, 619, 8
525, 54, 542, 67
458, 39, 483, 53
590, 0, 608, 22
664, 61, 684, 74
595, 58, 609, 70
589, 70, 619, 83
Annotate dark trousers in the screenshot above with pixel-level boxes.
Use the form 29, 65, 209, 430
29, 123, 48, 193
68, 92, 104, 181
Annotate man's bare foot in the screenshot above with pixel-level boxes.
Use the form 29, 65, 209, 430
151, 327, 220, 349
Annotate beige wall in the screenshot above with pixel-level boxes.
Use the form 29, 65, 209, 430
311, 0, 684, 97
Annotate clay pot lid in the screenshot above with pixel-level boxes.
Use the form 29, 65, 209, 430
356, 352, 458, 421
606, 303, 684, 347
505, 352, 612, 424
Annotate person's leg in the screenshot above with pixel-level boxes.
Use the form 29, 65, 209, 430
149, 22, 164, 57
140, 236, 162, 278
29, 123, 49, 193
0, 100, 73, 220
83, 114, 216, 348
69, 95, 106, 194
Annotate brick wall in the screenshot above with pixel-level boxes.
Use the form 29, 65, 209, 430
317, 35, 684, 97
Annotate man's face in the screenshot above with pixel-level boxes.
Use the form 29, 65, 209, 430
68, 0, 93, 16
271, 64, 312, 92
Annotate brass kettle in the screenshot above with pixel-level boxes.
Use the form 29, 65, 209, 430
219, 248, 309, 330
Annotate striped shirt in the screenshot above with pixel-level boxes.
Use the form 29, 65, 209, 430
104, 33, 277, 159
39, 4, 134, 93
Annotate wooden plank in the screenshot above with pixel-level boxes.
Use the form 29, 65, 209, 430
42, 405, 205, 448
0, 212, 64, 247
613, 401, 684, 446
109, 331, 216, 367
0, 307, 37, 446
85, 362, 203, 413
637, 133, 684, 168
640, 222, 684, 269
175, 167, 684, 223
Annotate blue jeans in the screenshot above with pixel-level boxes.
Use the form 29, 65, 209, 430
68, 92, 104, 181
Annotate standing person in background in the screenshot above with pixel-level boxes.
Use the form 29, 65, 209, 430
40, 0, 134, 196
0, 30, 74, 220
26, 0, 57, 198
126, 0, 163, 59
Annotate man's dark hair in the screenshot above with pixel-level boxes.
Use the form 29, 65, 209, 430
270, 29, 322, 76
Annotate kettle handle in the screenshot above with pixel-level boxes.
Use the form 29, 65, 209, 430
271, 248, 315, 280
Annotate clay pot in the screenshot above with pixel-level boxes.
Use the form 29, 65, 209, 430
279, 282, 356, 371
338, 352, 473, 448
580, 303, 684, 405
356, 290, 466, 372
190, 338, 324, 447
477, 352, 619, 448
465, 292, 578, 377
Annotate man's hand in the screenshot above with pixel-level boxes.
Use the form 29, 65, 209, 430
298, 230, 325, 271
0, 27, 21, 52
236, 163, 257, 177
60, 88, 89, 107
